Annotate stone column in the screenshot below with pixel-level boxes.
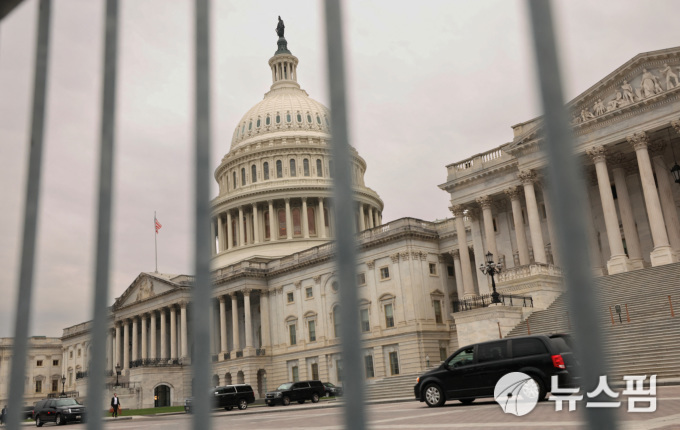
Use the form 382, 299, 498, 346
131, 316, 138, 362
268, 200, 276, 241
123, 320, 129, 370
260, 291, 270, 348
231, 293, 241, 351
210, 219, 216, 255
450, 205, 476, 298
160, 308, 167, 360
170, 305, 177, 359
219, 296, 228, 354
180, 301, 188, 360
243, 289, 253, 350
650, 142, 680, 255
107, 330, 113, 371
476, 195, 498, 258
302, 197, 309, 238
518, 170, 547, 264
318, 198, 327, 238
540, 185, 559, 265
252, 204, 260, 244
226, 210, 233, 250
114, 323, 121, 370
238, 206, 245, 246
358, 204, 366, 231
141, 314, 147, 361
627, 132, 675, 265
372, 208, 378, 227
586, 146, 633, 274
285, 198, 292, 240
150, 311, 157, 359
450, 250, 465, 300
585, 183, 606, 276
505, 186, 530, 265
368, 206, 375, 228
611, 158, 644, 269
217, 214, 225, 252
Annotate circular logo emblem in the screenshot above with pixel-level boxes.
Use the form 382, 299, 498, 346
494, 372, 539, 416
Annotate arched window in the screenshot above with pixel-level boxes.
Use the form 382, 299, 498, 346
307, 114, 312, 123
233, 171, 237, 188
276, 160, 283, 178
333, 305, 340, 338
263, 162, 269, 180
241, 168, 246, 186
248, 121, 252, 130
264, 211, 270, 239
278, 208, 287, 238
242, 123, 246, 134
302, 159, 309, 176
256, 118, 261, 128
292, 208, 301, 236
316, 159, 322, 177
290, 159, 297, 177
297, 113, 302, 123
286, 113, 292, 123
251, 165, 257, 183
266, 115, 271, 126
307, 207, 316, 236
276, 114, 281, 124
316, 114, 321, 125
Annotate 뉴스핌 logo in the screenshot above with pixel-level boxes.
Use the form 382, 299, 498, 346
494, 372, 540, 416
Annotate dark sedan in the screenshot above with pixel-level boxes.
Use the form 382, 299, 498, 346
323, 382, 343, 397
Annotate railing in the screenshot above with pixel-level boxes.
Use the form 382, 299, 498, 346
447, 145, 513, 179
223, 352, 230, 360
129, 359, 180, 368
236, 351, 243, 358
256, 348, 266, 356
452, 294, 533, 313
497, 263, 563, 283
75, 371, 88, 380
47, 391, 79, 399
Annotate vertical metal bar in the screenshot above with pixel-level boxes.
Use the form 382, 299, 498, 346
86, 1, 119, 429
192, 0, 212, 429
526, 1, 617, 429
6, 2, 51, 429
323, 2, 365, 430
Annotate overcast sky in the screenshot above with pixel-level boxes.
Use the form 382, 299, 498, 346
1, 0, 678, 338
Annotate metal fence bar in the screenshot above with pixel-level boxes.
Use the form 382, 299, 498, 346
191, 0, 213, 429
526, 1, 617, 429
86, 1, 119, 429
6, 1, 51, 429
323, 2, 366, 430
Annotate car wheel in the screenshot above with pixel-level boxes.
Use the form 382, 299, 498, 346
55, 414, 63, 426
225, 406, 233, 411
238, 399, 248, 410
459, 398, 475, 405
526, 374, 547, 401
35, 417, 43, 427
282, 396, 290, 406
423, 384, 446, 407
311, 393, 320, 403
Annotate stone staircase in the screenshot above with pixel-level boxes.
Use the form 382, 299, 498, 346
364, 372, 421, 400
506, 262, 680, 380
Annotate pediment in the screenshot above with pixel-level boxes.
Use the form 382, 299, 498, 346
114, 273, 181, 309
509, 46, 680, 149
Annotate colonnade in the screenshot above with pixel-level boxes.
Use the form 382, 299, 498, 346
213, 289, 269, 359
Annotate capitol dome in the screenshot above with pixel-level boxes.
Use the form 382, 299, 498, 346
210, 29, 384, 267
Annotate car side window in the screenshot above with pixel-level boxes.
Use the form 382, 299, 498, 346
478, 341, 508, 363
447, 347, 474, 368
225, 386, 236, 393
512, 338, 548, 357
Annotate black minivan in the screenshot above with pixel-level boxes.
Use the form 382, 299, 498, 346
414, 334, 580, 407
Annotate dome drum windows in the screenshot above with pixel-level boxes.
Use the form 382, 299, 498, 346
296, 112, 303, 123
307, 113, 312, 124
266, 115, 271, 126
241, 168, 246, 186
316, 159, 323, 177
290, 159, 297, 177
251, 165, 257, 183
256, 118, 261, 128
276, 160, 283, 178
303, 159, 310, 177
248, 121, 252, 131
276, 113, 281, 124
263, 162, 270, 180
286, 112, 292, 124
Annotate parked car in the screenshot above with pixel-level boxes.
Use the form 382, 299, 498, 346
23, 405, 35, 420
322, 382, 343, 397
33, 398, 86, 426
414, 334, 581, 407
185, 384, 255, 413
265, 380, 325, 406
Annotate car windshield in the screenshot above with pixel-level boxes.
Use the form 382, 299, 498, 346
277, 383, 293, 390
55, 399, 80, 407
324, 382, 335, 387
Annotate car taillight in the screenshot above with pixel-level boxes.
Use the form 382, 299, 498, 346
552, 354, 566, 369
416, 377, 420, 383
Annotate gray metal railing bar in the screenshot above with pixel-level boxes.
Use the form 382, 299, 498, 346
526, 1, 616, 429
85, 1, 119, 430
323, 2, 366, 430
191, 0, 213, 429
6, 1, 51, 429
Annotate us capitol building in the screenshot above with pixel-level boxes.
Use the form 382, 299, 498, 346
2, 27, 680, 408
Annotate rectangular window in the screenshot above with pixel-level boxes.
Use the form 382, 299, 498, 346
51, 379, 58, 392
35, 380, 42, 393
308, 320, 316, 342
429, 263, 437, 275
364, 355, 375, 378
311, 363, 319, 380
447, 265, 454, 277
287, 292, 294, 303
360, 309, 370, 333
357, 272, 366, 286
36, 360, 43, 367
389, 351, 400, 375
384, 304, 394, 328
52, 359, 59, 366
478, 341, 508, 363
434, 300, 443, 324
439, 345, 448, 362
305, 287, 313, 299
380, 266, 390, 280
289, 324, 297, 345
292, 365, 299, 382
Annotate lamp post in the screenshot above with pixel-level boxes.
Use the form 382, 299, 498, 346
667, 127, 680, 184
60, 375, 66, 396
479, 251, 503, 304
115, 363, 121, 387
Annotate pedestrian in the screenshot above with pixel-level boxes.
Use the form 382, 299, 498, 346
110, 393, 121, 418
0, 405, 6, 425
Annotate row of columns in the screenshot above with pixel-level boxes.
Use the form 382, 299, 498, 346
110, 302, 188, 373
215, 289, 270, 356
358, 203, 382, 231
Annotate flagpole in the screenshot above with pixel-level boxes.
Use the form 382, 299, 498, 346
154, 211, 158, 273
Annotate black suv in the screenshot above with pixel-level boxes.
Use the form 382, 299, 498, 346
185, 384, 255, 413
414, 334, 580, 407
265, 380, 325, 406
33, 398, 86, 426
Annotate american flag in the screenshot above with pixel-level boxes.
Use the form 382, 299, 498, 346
155, 217, 162, 234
